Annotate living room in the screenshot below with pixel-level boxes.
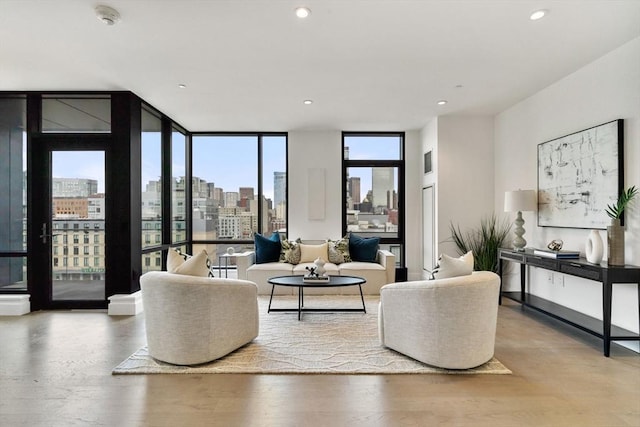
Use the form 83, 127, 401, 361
1, 1, 639, 425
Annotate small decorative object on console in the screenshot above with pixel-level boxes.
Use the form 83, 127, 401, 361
547, 239, 563, 251
226, 247, 235, 255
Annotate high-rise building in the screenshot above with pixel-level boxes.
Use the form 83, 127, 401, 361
225, 192, 239, 208
273, 172, 286, 210
372, 168, 394, 209
239, 187, 255, 201
348, 177, 361, 208
52, 178, 98, 198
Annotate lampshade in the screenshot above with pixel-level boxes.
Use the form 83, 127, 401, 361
504, 190, 537, 212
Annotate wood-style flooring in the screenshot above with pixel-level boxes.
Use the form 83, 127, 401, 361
0, 299, 638, 427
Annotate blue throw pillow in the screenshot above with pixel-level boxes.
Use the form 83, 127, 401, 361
348, 233, 380, 262
255, 232, 281, 264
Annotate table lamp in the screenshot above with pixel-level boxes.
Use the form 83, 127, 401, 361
504, 189, 537, 251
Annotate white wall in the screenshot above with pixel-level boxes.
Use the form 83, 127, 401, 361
288, 130, 342, 240
494, 37, 640, 339
419, 116, 496, 278
288, 130, 424, 279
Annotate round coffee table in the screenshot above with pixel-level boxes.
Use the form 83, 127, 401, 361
267, 275, 367, 320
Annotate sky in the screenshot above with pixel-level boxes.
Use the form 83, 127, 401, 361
36, 134, 401, 201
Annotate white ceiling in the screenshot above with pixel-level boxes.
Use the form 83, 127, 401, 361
1, 0, 639, 132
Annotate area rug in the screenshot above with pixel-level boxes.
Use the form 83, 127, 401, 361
113, 296, 511, 375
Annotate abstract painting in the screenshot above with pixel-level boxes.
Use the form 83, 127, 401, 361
537, 119, 623, 229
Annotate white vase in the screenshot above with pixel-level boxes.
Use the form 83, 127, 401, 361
585, 229, 603, 264
314, 257, 326, 277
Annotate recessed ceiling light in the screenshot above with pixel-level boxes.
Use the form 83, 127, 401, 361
295, 7, 311, 18
178, 84, 187, 89
530, 9, 548, 20
437, 100, 447, 106
95, 5, 121, 26
303, 99, 313, 105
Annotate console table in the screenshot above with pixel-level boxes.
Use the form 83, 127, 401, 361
497, 248, 640, 357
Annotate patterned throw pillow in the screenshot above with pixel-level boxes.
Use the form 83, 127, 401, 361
167, 249, 212, 277
327, 236, 351, 264
280, 238, 301, 264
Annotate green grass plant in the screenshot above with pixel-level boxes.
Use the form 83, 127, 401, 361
450, 214, 511, 274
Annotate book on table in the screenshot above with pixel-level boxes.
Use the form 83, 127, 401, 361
303, 275, 330, 283
533, 249, 581, 259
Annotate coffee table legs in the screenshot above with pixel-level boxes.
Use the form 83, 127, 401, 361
359, 284, 366, 313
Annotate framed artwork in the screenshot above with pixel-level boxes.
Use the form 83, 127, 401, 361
537, 119, 623, 229
424, 151, 432, 174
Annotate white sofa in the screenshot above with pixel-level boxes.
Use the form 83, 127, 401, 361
140, 271, 259, 365
378, 271, 500, 369
236, 249, 396, 295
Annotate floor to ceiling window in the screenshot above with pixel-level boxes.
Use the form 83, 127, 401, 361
0, 97, 27, 293
343, 132, 405, 272
140, 108, 163, 273
191, 133, 287, 262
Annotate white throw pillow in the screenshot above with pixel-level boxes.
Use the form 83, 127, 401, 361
432, 251, 474, 279
299, 243, 329, 263
170, 249, 211, 277
166, 249, 186, 272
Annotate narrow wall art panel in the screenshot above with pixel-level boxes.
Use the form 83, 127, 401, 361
537, 119, 623, 229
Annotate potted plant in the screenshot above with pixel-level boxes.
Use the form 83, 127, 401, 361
449, 214, 511, 273
606, 185, 637, 266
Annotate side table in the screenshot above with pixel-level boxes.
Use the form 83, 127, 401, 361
218, 253, 237, 278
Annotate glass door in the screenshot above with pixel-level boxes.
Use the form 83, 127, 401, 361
31, 137, 109, 310
50, 151, 106, 302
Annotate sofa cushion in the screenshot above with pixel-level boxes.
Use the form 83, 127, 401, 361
432, 251, 474, 279
299, 242, 329, 263
255, 232, 282, 264
348, 233, 380, 262
339, 261, 385, 272
169, 249, 210, 277
327, 236, 351, 264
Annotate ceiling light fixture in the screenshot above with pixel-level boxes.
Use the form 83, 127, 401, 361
178, 84, 187, 89
295, 7, 311, 18
437, 100, 447, 105
95, 5, 121, 25
303, 99, 313, 105
530, 9, 548, 20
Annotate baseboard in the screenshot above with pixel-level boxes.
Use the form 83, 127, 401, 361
0, 294, 31, 316
616, 341, 640, 354
108, 291, 143, 316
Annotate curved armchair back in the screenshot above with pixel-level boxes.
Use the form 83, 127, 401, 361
379, 271, 500, 369
141, 271, 259, 365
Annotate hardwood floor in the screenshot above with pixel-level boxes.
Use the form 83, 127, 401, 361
0, 299, 638, 427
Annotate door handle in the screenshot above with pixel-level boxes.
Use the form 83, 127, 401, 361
39, 223, 50, 244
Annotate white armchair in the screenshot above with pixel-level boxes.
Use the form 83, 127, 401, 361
140, 271, 259, 365
378, 271, 500, 369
